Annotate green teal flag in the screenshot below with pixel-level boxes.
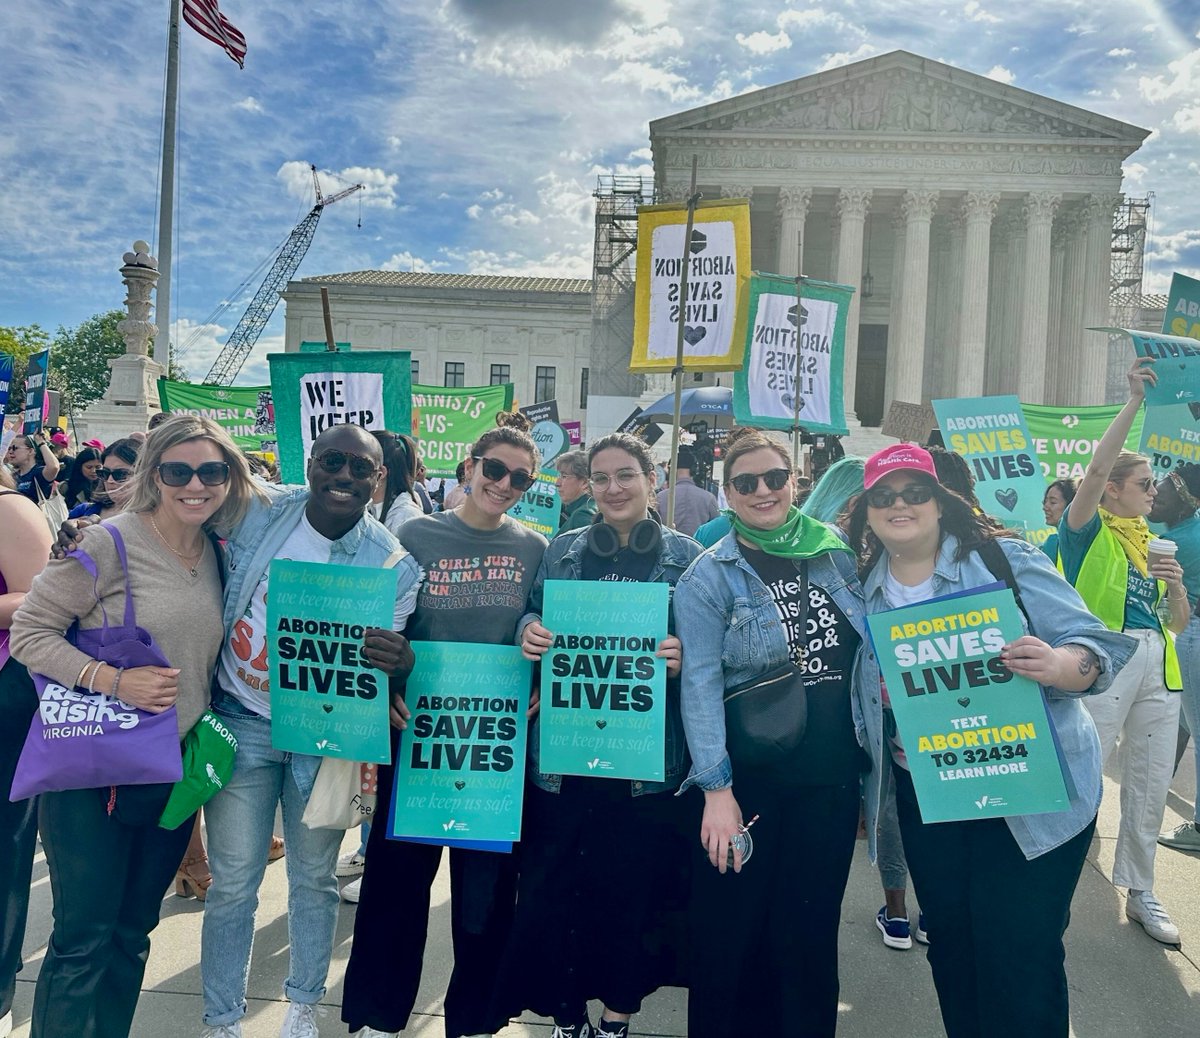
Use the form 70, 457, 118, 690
1139, 272, 1200, 477
867, 587, 1070, 823
268, 350, 412, 484
733, 274, 852, 434
157, 379, 276, 452
934, 395, 1046, 543
539, 581, 668, 781
411, 382, 514, 479
1021, 402, 1145, 482
267, 560, 399, 763
389, 642, 531, 844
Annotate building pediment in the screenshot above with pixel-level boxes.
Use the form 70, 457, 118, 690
652, 51, 1148, 146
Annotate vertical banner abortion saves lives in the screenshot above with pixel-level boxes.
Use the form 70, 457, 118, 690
268, 351, 411, 484
539, 581, 668, 781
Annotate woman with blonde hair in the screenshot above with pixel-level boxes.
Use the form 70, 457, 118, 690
11, 414, 263, 1038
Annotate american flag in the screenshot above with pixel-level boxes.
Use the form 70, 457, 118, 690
183, 0, 247, 69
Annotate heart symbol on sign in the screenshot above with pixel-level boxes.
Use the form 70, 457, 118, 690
994, 488, 1018, 512
596, 720, 608, 729
689, 229, 708, 254
957, 696, 971, 708
683, 325, 707, 346
454, 780, 466, 790
322, 704, 333, 714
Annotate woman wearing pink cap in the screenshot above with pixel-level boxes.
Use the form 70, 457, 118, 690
848, 442, 1134, 1038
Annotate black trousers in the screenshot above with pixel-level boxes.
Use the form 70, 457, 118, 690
894, 766, 1095, 1038
342, 759, 518, 1038
32, 787, 193, 1038
0, 660, 39, 1020
688, 779, 860, 1038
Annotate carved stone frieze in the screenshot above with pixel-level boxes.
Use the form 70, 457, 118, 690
722, 184, 755, 200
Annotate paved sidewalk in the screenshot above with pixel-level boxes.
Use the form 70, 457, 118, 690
9, 748, 1199, 1037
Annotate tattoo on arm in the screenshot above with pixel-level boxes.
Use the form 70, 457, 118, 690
1065, 646, 1098, 677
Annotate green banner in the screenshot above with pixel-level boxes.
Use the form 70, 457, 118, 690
539, 580, 668, 781
1140, 273, 1200, 477
1021, 402, 1144, 481
266, 560, 399, 763
411, 383, 515, 479
268, 350, 412, 484
733, 274, 852, 434
157, 379, 276, 452
867, 587, 1069, 823
389, 642, 531, 844
933, 395, 1045, 542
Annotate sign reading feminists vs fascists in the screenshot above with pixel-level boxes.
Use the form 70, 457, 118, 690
1139, 272, 1200, 478
539, 581, 669, 781
934, 395, 1047, 544
411, 382, 514, 479
266, 560, 399, 763
631, 199, 752, 372
733, 274, 854, 434
389, 642, 531, 845
268, 350, 411, 483
867, 587, 1069, 823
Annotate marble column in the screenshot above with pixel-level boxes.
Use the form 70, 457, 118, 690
891, 190, 938, 405
1044, 220, 1067, 404
776, 187, 812, 277
834, 187, 872, 421
955, 191, 999, 396
1017, 192, 1062, 403
883, 207, 908, 409
723, 184, 754, 203
998, 211, 1027, 393
1057, 206, 1089, 406
933, 212, 965, 398
984, 209, 1020, 394
1079, 193, 1121, 404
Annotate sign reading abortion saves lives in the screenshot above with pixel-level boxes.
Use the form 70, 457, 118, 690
539, 581, 668, 781
866, 587, 1069, 823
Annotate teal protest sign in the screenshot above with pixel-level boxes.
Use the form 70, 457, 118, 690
1096, 326, 1200, 406
867, 587, 1069, 823
508, 474, 560, 537
268, 350, 412, 484
539, 581, 668, 781
934, 396, 1046, 542
267, 560, 399, 763
1022, 402, 1144, 482
389, 642, 530, 844
1139, 273, 1200, 477
1161, 272, 1200, 340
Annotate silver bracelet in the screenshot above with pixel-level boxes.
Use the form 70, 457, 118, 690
111, 667, 125, 698
87, 662, 101, 695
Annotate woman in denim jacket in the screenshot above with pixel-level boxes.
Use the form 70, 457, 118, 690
847, 443, 1135, 1038
495, 433, 702, 1038
675, 427, 884, 1038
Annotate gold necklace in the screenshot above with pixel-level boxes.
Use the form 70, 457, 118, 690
149, 514, 204, 576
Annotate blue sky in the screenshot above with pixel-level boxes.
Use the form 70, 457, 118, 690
2, 0, 1198, 385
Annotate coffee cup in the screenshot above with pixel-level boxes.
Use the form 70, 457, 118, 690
1147, 538, 1178, 572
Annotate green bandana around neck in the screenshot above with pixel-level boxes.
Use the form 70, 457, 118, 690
728, 506, 852, 560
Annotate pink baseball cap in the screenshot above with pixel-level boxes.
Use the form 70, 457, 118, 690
82, 438, 104, 451
863, 443, 939, 489
50, 431, 69, 446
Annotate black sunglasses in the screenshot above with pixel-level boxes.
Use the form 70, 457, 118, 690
728, 468, 791, 496
97, 466, 134, 483
314, 449, 379, 480
866, 484, 936, 508
473, 455, 535, 491
157, 461, 231, 487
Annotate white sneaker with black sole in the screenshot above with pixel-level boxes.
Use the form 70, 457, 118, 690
336, 851, 367, 877
341, 876, 362, 903
1126, 889, 1181, 946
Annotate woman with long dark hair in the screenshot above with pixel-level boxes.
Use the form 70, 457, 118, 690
371, 430, 424, 536
59, 445, 102, 510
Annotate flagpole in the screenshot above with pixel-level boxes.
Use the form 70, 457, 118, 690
666, 156, 700, 531
155, 0, 181, 370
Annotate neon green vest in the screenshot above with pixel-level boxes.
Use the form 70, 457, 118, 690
1070, 523, 1181, 690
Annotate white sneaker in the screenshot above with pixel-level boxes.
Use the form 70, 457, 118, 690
1158, 821, 1200, 852
341, 876, 363, 903
336, 850, 367, 877
1126, 890, 1181, 946
280, 1002, 322, 1037
355, 1029, 399, 1037
0, 1009, 12, 1038
202, 1025, 242, 1038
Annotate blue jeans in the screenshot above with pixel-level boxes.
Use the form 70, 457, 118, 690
200, 694, 343, 1027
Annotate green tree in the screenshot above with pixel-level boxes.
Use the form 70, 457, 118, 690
0, 323, 51, 414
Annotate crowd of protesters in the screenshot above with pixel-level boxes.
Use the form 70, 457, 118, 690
1, 362, 1197, 1038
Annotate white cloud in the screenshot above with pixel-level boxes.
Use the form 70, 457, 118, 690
602, 61, 702, 102
493, 203, 541, 226
276, 161, 399, 210
986, 65, 1015, 85
386, 135, 403, 150
735, 30, 791, 55
1146, 227, 1200, 264
964, 2, 1000, 24
380, 251, 447, 272
1123, 161, 1148, 182
1172, 105, 1200, 133
817, 43, 879, 72
466, 204, 483, 219
601, 24, 683, 60
1139, 49, 1200, 102
479, 188, 505, 201
1108, 47, 1133, 57
233, 96, 263, 113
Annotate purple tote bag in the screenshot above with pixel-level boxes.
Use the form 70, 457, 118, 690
9, 524, 184, 801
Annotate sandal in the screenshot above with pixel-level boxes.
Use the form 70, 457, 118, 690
175, 854, 213, 901
268, 835, 285, 862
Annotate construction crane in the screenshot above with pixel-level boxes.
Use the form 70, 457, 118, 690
203, 165, 363, 384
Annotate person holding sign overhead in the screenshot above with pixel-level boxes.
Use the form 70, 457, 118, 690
495, 432, 701, 1038
673, 427, 883, 1038
342, 412, 547, 1038
847, 442, 1134, 1038
1058, 357, 1192, 947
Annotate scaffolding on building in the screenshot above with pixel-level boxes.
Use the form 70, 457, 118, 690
589, 174, 655, 399
1106, 194, 1154, 399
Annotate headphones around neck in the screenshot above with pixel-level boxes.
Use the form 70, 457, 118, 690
586, 517, 662, 559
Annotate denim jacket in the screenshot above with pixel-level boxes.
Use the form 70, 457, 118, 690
862, 533, 1137, 860
674, 531, 887, 860
518, 525, 704, 796
216, 482, 422, 797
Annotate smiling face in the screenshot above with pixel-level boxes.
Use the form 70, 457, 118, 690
461, 443, 536, 525
1104, 462, 1156, 519
1043, 485, 1069, 526
726, 447, 794, 532
6, 440, 33, 472
306, 425, 384, 538
866, 471, 943, 558
589, 447, 652, 534
154, 438, 230, 529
